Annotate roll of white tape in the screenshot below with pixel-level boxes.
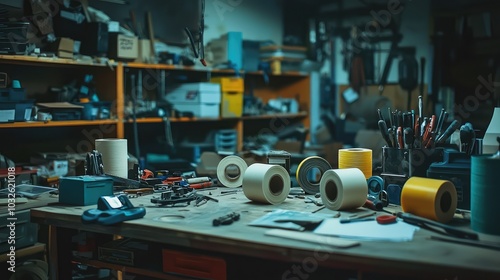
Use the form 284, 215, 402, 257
216, 155, 248, 188
320, 168, 368, 210
95, 138, 128, 178
242, 163, 291, 205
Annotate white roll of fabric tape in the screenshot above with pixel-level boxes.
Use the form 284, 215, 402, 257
95, 138, 128, 178
320, 168, 368, 210
242, 163, 291, 205
216, 155, 248, 188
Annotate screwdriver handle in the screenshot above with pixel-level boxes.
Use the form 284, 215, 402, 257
436, 120, 461, 144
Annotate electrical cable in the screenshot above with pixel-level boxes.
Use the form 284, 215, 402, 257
163, 116, 174, 155
185, 0, 206, 66
184, 27, 198, 58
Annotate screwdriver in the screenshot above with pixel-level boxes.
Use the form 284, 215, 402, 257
436, 120, 461, 144
378, 120, 393, 147
404, 127, 414, 149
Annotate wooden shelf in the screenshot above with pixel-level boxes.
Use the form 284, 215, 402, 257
0, 243, 46, 262
1, 54, 311, 160
74, 258, 186, 280
123, 62, 241, 74
124, 117, 239, 123
123, 113, 307, 124
246, 70, 308, 77
123, 62, 307, 77
0, 55, 114, 68
242, 112, 308, 120
0, 119, 119, 128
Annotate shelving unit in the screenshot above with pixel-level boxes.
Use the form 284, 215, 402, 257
73, 258, 187, 280
0, 55, 311, 163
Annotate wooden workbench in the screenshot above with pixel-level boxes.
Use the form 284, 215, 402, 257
30, 188, 500, 280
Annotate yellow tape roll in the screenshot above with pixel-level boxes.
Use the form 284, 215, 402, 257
401, 177, 457, 223
338, 148, 372, 179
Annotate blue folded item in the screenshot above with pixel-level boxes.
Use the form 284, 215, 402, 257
81, 194, 146, 225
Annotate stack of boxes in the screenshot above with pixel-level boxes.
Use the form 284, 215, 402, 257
165, 77, 244, 119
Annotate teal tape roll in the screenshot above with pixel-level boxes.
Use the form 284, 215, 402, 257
471, 155, 500, 235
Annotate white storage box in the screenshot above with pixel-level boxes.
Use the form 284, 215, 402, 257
174, 103, 220, 118
167, 83, 221, 117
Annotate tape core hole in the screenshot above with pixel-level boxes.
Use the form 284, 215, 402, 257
325, 180, 338, 202
306, 167, 322, 184
225, 164, 240, 180
269, 175, 284, 196
440, 191, 452, 214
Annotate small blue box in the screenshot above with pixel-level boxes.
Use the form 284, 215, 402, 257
59, 175, 114, 206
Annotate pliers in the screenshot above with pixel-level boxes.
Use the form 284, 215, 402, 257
195, 194, 219, 207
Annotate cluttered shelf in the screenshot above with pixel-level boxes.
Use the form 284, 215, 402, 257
124, 113, 308, 124
0, 119, 119, 128
124, 117, 239, 123
241, 111, 308, 120
0, 55, 115, 68
245, 70, 308, 77
122, 62, 309, 77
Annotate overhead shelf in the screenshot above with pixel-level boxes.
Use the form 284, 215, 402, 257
0, 119, 119, 128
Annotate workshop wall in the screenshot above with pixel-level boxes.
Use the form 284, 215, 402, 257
89, 0, 284, 46
332, 0, 432, 88
203, 0, 283, 43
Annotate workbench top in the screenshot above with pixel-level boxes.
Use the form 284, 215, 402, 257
30, 188, 500, 279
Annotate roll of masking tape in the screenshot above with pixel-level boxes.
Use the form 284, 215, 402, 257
95, 138, 128, 178
216, 155, 247, 188
296, 156, 332, 194
338, 148, 372, 179
319, 168, 368, 210
242, 163, 290, 204
401, 177, 457, 223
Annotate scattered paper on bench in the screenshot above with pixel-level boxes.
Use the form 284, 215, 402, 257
313, 218, 419, 242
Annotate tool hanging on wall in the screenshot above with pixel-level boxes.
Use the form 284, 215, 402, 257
398, 48, 419, 111
185, 0, 206, 66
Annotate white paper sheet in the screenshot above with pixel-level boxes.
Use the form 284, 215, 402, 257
313, 218, 419, 242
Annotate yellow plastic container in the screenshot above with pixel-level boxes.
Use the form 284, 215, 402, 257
211, 77, 244, 117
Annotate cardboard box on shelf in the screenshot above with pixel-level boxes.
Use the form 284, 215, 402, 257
49, 37, 74, 59
135, 39, 153, 63
108, 33, 138, 61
